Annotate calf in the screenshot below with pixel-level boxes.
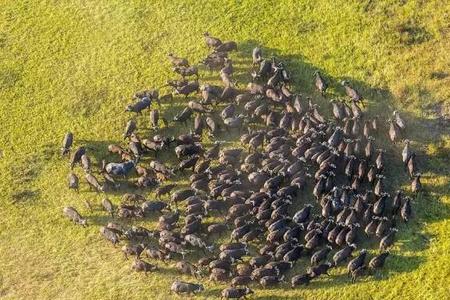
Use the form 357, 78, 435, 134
63, 207, 87, 226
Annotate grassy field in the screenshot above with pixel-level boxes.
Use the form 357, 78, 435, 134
1, 0, 450, 299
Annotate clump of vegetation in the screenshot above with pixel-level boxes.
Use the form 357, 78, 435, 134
397, 21, 432, 46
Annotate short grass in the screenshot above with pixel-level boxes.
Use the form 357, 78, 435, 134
1, 0, 449, 299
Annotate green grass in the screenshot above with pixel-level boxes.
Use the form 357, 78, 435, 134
1, 0, 450, 299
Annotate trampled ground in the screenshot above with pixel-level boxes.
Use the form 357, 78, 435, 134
0, 1, 449, 299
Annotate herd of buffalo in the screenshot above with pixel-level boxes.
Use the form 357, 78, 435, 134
61, 33, 422, 298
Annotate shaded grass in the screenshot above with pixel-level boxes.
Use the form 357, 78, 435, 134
0, 0, 449, 299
